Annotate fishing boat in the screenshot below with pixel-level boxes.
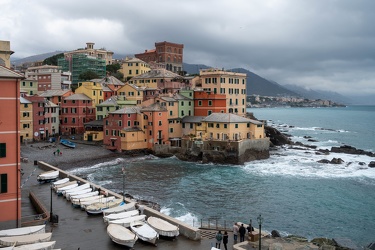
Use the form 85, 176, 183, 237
36, 170, 59, 183
65, 188, 92, 200
60, 139, 75, 149
108, 214, 146, 228
86, 198, 123, 215
102, 201, 136, 216
103, 209, 139, 223
130, 220, 159, 245
147, 216, 179, 238
71, 194, 104, 208
0, 225, 45, 237
62, 183, 90, 197
51, 178, 69, 187
107, 224, 138, 248
80, 196, 115, 211
13, 241, 56, 250
56, 183, 79, 196
0, 232, 52, 246
69, 191, 99, 203
53, 181, 77, 192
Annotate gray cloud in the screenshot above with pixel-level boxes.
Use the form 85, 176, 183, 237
1, 0, 375, 97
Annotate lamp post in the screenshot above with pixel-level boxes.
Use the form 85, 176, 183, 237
122, 166, 125, 202
257, 214, 263, 250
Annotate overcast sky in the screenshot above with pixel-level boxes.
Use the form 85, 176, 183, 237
1, 0, 374, 98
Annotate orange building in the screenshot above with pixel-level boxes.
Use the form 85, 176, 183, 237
194, 90, 227, 116
0, 66, 23, 228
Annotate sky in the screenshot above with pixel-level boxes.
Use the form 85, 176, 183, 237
1, 0, 375, 100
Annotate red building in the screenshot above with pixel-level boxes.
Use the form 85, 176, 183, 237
0, 66, 23, 228
60, 93, 96, 135
194, 90, 227, 116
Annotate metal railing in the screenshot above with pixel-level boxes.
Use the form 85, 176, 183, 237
193, 218, 233, 231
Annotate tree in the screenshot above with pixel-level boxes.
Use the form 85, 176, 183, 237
106, 63, 121, 74
43, 53, 64, 66
78, 71, 99, 81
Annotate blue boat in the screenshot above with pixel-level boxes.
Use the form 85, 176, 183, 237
60, 139, 76, 149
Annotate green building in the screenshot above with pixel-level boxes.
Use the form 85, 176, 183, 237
58, 54, 106, 85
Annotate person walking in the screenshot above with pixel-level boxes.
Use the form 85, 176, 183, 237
239, 223, 246, 242
215, 230, 223, 249
232, 223, 239, 243
223, 231, 229, 250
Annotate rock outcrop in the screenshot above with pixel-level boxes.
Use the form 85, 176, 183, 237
265, 126, 293, 146
331, 145, 374, 157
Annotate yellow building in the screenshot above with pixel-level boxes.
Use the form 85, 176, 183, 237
20, 78, 38, 96
128, 68, 181, 89
120, 57, 150, 81
20, 97, 33, 143
118, 83, 144, 105
198, 68, 247, 116
75, 81, 104, 106
64, 42, 114, 65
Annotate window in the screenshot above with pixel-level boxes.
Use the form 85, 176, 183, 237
208, 110, 212, 115
0, 174, 7, 193
127, 121, 131, 127
118, 121, 122, 127
208, 123, 214, 128
208, 100, 212, 106
198, 100, 202, 106
216, 124, 220, 128
158, 121, 162, 126
235, 124, 239, 128
105, 130, 109, 135
72, 118, 76, 124
0, 143, 6, 157
224, 124, 228, 129
170, 128, 174, 133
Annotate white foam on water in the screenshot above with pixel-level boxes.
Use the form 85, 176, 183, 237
69, 158, 125, 175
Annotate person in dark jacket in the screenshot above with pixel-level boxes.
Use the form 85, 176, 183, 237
215, 230, 223, 249
223, 231, 229, 250
239, 223, 246, 242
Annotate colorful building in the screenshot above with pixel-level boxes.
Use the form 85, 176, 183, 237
20, 97, 33, 143
25, 65, 72, 92
194, 90, 226, 116
96, 95, 136, 120
24, 95, 47, 141
39, 89, 73, 106
119, 57, 150, 81
63, 42, 114, 65
75, 81, 104, 106
20, 78, 38, 96
128, 68, 183, 91
0, 65, 23, 228
118, 84, 144, 105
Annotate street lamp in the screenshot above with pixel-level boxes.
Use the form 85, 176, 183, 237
50, 184, 53, 222
257, 214, 263, 250
122, 166, 125, 202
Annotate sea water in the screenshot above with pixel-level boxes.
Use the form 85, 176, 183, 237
69, 106, 375, 246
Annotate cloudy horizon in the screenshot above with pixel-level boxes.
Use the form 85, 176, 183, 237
1, 0, 374, 101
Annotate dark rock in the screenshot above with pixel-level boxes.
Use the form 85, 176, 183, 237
318, 149, 330, 155
265, 125, 293, 146
369, 161, 375, 168
331, 145, 375, 157
311, 237, 335, 247
330, 158, 344, 164
271, 230, 281, 237
303, 136, 312, 139
308, 139, 318, 142
359, 162, 365, 166
318, 159, 331, 164
285, 235, 308, 242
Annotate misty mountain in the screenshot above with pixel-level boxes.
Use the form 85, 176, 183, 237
11, 51, 65, 66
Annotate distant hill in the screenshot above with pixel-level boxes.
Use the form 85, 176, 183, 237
11, 51, 65, 66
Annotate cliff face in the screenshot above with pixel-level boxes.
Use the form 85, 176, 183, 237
265, 126, 292, 146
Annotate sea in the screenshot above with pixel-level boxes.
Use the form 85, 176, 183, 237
69, 105, 375, 247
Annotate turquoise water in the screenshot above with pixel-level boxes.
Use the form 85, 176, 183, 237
70, 106, 375, 247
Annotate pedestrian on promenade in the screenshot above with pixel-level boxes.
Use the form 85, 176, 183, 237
56, 148, 60, 156
233, 223, 239, 243
239, 223, 246, 242
215, 230, 223, 249
223, 231, 228, 250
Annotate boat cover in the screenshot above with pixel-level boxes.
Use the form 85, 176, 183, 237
66, 188, 92, 200
0, 233, 52, 246
52, 178, 69, 186
107, 224, 138, 247
69, 191, 99, 201
102, 202, 136, 215
108, 215, 146, 227
53, 181, 77, 191
86, 198, 123, 212
130, 221, 158, 243
13, 241, 56, 250
0, 225, 45, 237
63, 183, 90, 196
103, 210, 139, 223
147, 217, 179, 237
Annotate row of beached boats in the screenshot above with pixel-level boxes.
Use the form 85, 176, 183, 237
0, 225, 58, 250
48, 174, 180, 248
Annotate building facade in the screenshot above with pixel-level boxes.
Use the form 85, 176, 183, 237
63, 42, 114, 65
0, 41, 14, 68
25, 65, 71, 92
20, 97, 33, 143
0, 66, 23, 228
119, 57, 150, 81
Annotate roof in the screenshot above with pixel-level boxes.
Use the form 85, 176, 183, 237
84, 120, 104, 127
20, 96, 32, 104
92, 76, 124, 86
132, 68, 181, 79
174, 93, 192, 100
64, 93, 91, 101
96, 96, 119, 106
122, 127, 143, 132
110, 106, 141, 114
0, 65, 24, 79
39, 89, 71, 97
182, 116, 205, 123
124, 57, 147, 64
202, 113, 263, 124
159, 96, 177, 102
45, 100, 58, 107
141, 102, 167, 112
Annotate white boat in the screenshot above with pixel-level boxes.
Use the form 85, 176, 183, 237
53, 181, 77, 191
37, 170, 59, 183
108, 214, 146, 228
86, 198, 123, 215
0, 225, 45, 237
130, 220, 159, 245
0, 232, 52, 246
66, 188, 92, 200
102, 201, 136, 215
51, 178, 69, 187
80, 196, 115, 210
103, 210, 139, 223
147, 216, 179, 237
70, 191, 99, 203
62, 183, 90, 197
107, 224, 138, 248
71, 194, 104, 208
13, 241, 56, 250
56, 183, 79, 195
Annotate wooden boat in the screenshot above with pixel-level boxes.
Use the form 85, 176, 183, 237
51, 178, 69, 187
80, 196, 115, 210
71, 194, 104, 208
0, 232, 52, 246
103, 210, 139, 223
53, 181, 77, 191
0, 225, 45, 237
13, 241, 56, 250
56, 183, 79, 196
60, 139, 75, 149
147, 216, 179, 237
86, 198, 123, 215
130, 220, 159, 245
66, 188, 92, 200
37, 170, 59, 183
102, 201, 136, 216
108, 214, 146, 228
62, 183, 90, 197
107, 224, 138, 248
69, 191, 99, 203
